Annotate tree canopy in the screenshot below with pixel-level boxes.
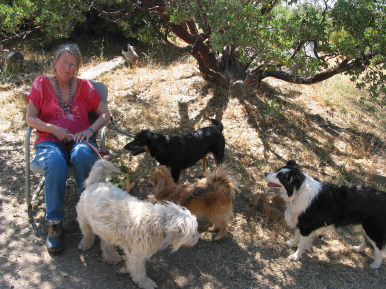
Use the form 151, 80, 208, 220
1, 0, 385, 104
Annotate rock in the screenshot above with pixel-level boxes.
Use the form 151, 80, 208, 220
122, 44, 140, 67
4, 51, 24, 73
79, 57, 125, 80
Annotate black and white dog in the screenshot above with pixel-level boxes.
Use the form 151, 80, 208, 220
265, 160, 386, 269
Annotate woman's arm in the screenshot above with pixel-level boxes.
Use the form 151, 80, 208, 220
88, 100, 111, 132
74, 100, 111, 143
26, 101, 74, 143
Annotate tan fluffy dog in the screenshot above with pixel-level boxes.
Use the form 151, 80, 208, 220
147, 165, 239, 240
76, 160, 199, 289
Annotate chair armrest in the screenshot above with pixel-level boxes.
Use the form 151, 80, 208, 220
110, 118, 135, 138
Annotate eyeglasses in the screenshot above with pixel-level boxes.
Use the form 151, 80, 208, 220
58, 60, 78, 70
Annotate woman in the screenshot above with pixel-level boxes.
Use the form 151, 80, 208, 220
26, 44, 111, 252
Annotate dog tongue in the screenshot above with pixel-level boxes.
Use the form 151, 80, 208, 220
267, 182, 282, 188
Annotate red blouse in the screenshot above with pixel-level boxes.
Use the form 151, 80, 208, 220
27, 77, 101, 144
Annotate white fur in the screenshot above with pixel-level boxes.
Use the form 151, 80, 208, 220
266, 171, 338, 261
77, 160, 199, 289
265, 170, 321, 228
288, 233, 315, 261
266, 166, 386, 269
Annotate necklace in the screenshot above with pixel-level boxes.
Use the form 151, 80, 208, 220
55, 77, 73, 112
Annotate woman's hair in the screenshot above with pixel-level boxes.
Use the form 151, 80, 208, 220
53, 44, 82, 66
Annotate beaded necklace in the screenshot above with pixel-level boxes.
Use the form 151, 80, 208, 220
55, 77, 73, 112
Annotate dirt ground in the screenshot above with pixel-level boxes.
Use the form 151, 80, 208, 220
1, 57, 385, 289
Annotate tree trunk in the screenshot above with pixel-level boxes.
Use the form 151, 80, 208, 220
138, 1, 376, 89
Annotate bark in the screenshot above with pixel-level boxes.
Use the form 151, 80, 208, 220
254, 53, 374, 85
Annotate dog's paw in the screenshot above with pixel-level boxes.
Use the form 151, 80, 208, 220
78, 237, 95, 251
352, 244, 365, 253
103, 253, 122, 265
286, 239, 298, 248
213, 235, 223, 241
369, 261, 381, 269
120, 264, 129, 274
208, 226, 219, 233
137, 277, 157, 289
288, 252, 301, 261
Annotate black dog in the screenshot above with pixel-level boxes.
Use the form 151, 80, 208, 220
124, 119, 225, 182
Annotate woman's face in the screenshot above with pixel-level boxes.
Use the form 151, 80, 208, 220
54, 52, 79, 82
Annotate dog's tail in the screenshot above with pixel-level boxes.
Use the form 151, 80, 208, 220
85, 159, 121, 188
209, 118, 223, 132
205, 164, 239, 198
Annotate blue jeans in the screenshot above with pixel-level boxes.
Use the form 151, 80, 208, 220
34, 140, 99, 221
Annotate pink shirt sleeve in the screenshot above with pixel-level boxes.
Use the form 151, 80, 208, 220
27, 77, 103, 144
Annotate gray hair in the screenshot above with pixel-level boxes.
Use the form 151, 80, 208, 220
53, 44, 82, 66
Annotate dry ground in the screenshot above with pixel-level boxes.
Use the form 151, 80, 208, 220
0, 47, 385, 289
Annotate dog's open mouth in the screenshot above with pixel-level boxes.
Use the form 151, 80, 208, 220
124, 143, 146, 156
130, 149, 145, 156
267, 182, 282, 188
125, 146, 145, 156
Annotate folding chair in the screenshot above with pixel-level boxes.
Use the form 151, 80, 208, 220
24, 80, 134, 208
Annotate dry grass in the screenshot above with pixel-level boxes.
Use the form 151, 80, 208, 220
2, 46, 385, 196
1, 46, 385, 283
91, 53, 385, 237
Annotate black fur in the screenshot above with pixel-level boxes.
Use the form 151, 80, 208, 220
124, 119, 225, 182
272, 160, 386, 251
275, 161, 305, 197
299, 183, 386, 250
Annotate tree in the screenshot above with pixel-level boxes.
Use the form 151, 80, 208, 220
1, 0, 385, 103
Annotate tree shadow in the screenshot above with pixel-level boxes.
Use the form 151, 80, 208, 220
229, 80, 384, 181
171, 77, 385, 241
177, 84, 231, 132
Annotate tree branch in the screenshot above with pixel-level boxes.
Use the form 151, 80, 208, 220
257, 53, 375, 84
232, 64, 265, 87
1, 25, 42, 42
260, 0, 279, 15
90, 2, 132, 23
195, 0, 211, 40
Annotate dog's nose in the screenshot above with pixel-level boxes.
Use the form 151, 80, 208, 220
264, 173, 268, 177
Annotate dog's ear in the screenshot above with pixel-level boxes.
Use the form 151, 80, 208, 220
282, 168, 304, 197
160, 166, 172, 177
283, 180, 295, 197
160, 231, 174, 251
162, 203, 199, 252
153, 170, 167, 197
162, 228, 186, 252
286, 160, 299, 168
146, 133, 167, 155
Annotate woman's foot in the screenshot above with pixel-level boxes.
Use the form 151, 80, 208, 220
46, 220, 63, 252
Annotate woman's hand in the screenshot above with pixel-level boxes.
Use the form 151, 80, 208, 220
74, 129, 93, 143
54, 127, 74, 144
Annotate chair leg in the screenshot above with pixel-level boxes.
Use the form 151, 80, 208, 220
25, 166, 31, 208
31, 177, 45, 204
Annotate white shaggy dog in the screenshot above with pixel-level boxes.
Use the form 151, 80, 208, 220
76, 160, 199, 289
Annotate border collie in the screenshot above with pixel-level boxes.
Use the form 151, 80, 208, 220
264, 160, 386, 269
